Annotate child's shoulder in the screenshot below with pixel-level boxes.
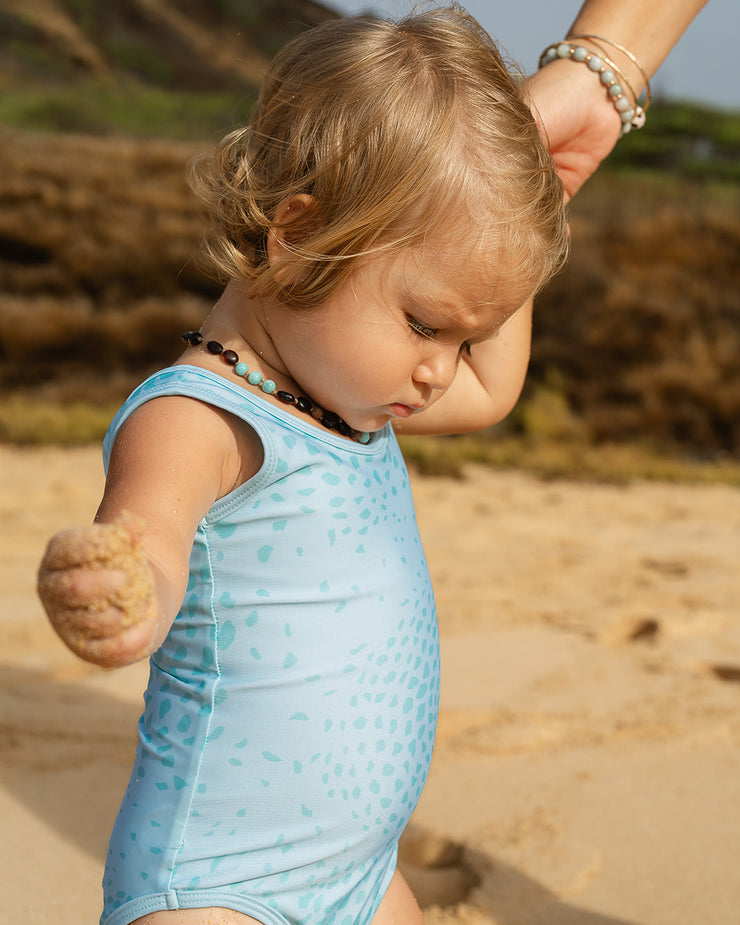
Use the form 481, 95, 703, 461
109, 364, 252, 436
104, 366, 264, 498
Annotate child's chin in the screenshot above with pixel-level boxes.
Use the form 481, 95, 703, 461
346, 413, 389, 435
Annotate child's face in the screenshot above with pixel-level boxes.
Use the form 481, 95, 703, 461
269, 238, 531, 434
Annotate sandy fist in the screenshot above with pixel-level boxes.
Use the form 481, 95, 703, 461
37, 512, 158, 667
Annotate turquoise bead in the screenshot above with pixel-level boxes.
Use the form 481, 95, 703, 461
262, 380, 277, 394
358, 432, 371, 444
248, 371, 263, 386
235, 362, 249, 377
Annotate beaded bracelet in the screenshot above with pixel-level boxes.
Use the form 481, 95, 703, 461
539, 41, 646, 136
568, 34, 652, 111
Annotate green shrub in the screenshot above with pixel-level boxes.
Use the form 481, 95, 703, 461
0, 396, 117, 446
0, 84, 252, 138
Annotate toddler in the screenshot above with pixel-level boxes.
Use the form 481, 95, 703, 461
37, 7, 567, 925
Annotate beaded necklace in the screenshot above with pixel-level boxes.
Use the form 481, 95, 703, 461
182, 331, 372, 444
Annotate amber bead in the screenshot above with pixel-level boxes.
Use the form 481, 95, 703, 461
322, 411, 340, 429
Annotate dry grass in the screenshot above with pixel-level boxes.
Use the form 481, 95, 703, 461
0, 128, 208, 301
529, 173, 740, 456
0, 128, 213, 394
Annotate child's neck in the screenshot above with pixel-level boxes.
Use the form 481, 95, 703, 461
192, 281, 372, 443
204, 280, 296, 390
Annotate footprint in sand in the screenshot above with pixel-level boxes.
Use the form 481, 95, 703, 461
709, 664, 740, 684
398, 824, 481, 909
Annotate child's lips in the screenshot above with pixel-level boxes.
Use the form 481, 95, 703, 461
389, 402, 424, 419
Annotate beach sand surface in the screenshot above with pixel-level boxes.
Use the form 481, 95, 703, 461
2, 445, 739, 925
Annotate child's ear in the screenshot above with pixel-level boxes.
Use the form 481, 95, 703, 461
266, 194, 317, 265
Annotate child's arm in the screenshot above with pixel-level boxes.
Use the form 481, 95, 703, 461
393, 298, 533, 437
37, 396, 262, 668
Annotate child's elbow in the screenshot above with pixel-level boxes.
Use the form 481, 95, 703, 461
458, 383, 525, 434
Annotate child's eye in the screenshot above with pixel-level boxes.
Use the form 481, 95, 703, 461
406, 315, 437, 340
407, 313, 473, 356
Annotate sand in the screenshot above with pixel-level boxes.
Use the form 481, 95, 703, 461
2, 444, 739, 925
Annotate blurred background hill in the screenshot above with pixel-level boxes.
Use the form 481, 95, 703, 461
0, 0, 335, 88
0, 0, 739, 475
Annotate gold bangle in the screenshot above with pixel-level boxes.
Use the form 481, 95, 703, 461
566, 33, 652, 110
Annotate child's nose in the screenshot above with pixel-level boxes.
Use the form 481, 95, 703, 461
412, 346, 459, 392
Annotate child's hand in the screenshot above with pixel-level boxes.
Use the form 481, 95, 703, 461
37, 512, 158, 668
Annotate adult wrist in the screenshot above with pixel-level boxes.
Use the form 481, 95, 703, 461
539, 37, 651, 136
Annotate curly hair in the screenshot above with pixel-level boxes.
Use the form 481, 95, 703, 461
190, 5, 568, 308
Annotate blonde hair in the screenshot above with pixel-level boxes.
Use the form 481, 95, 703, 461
190, 5, 568, 308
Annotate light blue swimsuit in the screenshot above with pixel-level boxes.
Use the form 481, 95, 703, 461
99, 367, 440, 925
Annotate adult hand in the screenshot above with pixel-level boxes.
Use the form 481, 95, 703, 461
525, 58, 623, 200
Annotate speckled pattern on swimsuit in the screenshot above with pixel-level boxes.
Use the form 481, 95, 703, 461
99, 367, 440, 925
